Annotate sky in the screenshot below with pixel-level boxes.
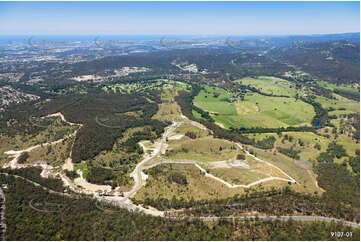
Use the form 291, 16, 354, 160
0, 1, 359, 35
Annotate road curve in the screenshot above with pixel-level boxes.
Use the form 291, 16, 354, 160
236, 143, 297, 183
146, 160, 294, 188
123, 122, 180, 199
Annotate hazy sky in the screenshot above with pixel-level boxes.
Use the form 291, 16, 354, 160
0, 1, 359, 35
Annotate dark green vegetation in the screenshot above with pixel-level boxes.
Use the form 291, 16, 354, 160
185, 131, 197, 139
17, 151, 29, 164
341, 113, 360, 141
167, 172, 188, 185
277, 147, 301, 160
317, 142, 348, 163
64, 169, 79, 180
254, 136, 276, 150
272, 40, 360, 82
86, 167, 114, 185
0, 167, 65, 192
348, 150, 360, 177
36, 92, 166, 163
334, 88, 360, 101
301, 96, 329, 127
316, 163, 360, 208
1, 171, 359, 241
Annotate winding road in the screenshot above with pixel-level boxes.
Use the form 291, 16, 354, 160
123, 122, 180, 199
145, 160, 294, 188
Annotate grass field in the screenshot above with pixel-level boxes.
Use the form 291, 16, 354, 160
171, 122, 210, 138
243, 145, 322, 194
316, 80, 359, 96
135, 158, 301, 203
234, 92, 315, 127
164, 136, 240, 162
134, 164, 249, 202
193, 85, 237, 115
236, 76, 298, 97
315, 95, 359, 114
208, 167, 268, 185
245, 131, 330, 162
206, 154, 290, 185
193, 83, 315, 129
194, 85, 315, 129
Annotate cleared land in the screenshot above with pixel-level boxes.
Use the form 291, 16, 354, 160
234, 92, 314, 128
193, 85, 315, 129
236, 76, 298, 97
164, 136, 240, 162
134, 164, 249, 201
152, 84, 185, 122
315, 95, 359, 115
242, 145, 321, 194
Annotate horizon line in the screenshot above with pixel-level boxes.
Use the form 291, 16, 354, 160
0, 32, 360, 37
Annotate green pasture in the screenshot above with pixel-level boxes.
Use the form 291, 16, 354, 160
194, 85, 315, 129
193, 85, 237, 115
236, 76, 297, 97
315, 95, 359, 114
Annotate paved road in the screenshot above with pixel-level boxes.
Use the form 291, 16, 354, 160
123, 122, 179, 199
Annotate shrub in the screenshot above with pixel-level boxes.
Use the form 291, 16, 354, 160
17, 152, 29, 164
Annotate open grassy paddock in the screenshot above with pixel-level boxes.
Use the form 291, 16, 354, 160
236, 76, 298, 97
193, 84, 315, 129
315, 95, 359, 114
234, 92, 315, 128
209, 167, 268, 185
170, 122, 210, 139
164, 136, 240, 162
